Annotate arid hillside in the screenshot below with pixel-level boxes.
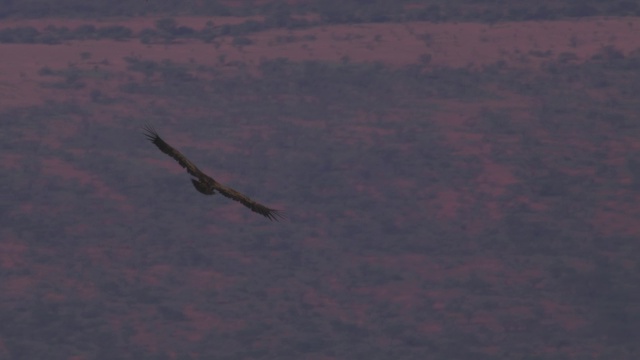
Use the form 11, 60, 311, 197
1, 12, 639, 360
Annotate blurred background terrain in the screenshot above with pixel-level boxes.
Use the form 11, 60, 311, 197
1, 1, 640, 359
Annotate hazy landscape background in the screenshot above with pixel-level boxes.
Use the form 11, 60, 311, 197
1, 1, 639, 359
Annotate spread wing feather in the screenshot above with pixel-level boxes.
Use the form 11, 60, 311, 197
211, 181, 284, 221
143, 123, 204, 179
143, 123, 283, 221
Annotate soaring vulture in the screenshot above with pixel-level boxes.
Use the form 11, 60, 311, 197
143, 123, 283, 221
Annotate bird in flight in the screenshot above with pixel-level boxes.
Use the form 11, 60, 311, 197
143, 123, 283, 221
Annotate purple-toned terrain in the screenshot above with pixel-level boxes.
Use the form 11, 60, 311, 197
1, 11, 639, 359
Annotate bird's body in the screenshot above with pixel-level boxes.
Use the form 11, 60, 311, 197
191, 178, 215, 195
143, 123, 283, 221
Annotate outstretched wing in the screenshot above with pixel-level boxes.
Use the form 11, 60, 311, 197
143, 123, 284, 221
142, 123, 205, 179
210, 180, 284, 221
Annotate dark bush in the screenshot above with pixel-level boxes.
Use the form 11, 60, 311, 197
229, 20, 265, 35
232, 36, 253, 46
0, 27, 39, 43
96, 25, 132, 40
155, 18, 177, 33
39, 34, 61, 44
38, 66, 55, 76
174, 26, 195, 37
564, 4, 597, 17
124, 56, 158, 77
139, 28, 158, 44
73, 24, 97, 39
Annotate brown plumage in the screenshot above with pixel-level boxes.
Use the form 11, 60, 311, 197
143, 123, 283, 221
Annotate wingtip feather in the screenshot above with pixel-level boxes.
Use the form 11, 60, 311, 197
142, 121, 159, 142
267, 209, 285, 222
